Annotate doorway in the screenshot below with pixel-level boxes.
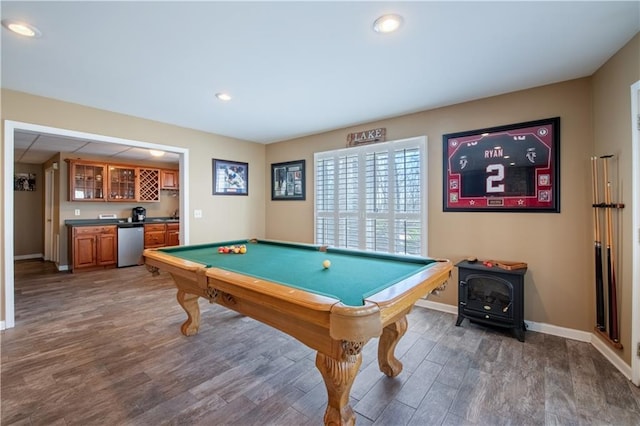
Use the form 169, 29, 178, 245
3, 120, 190, 330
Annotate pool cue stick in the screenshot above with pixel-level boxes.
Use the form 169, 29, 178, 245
601, 154, 619, 342
591, 157, 605, 331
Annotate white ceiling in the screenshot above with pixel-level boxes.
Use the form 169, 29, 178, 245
2, 1, 639, 163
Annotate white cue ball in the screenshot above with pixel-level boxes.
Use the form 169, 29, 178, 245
322, 260, 331, 269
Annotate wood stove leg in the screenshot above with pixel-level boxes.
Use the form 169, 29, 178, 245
514, 323, 525, 342
455, 315, 465, 326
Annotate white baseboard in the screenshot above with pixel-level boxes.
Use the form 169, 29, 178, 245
0, 320, 5, 330
12, 256, 69, 272
525, 320, 592, 342
416, 299, 457, 314
415, 299, 631, 380
14, 253, 43, 261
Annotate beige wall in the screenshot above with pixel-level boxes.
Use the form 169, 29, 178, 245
266, 77, 595, 339
592, 33, 640, 364
13, 163, 44, 256
1, 89, 266, 321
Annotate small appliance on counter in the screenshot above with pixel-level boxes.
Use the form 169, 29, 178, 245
98, 213, 118, 220
132, 206, 146, 222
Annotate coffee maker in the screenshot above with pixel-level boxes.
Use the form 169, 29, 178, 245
132, 206, 146, 222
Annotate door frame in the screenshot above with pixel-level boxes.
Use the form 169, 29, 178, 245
44, 166, 55, 262
3, 119, 190, 330
631, 80, 640, 386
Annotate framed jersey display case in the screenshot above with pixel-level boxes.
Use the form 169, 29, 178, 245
443, 117, 560, 212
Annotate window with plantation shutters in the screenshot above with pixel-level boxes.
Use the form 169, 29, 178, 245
314, 136, 426, 256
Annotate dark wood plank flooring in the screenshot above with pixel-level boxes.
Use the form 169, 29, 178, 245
2, 259, 640, 425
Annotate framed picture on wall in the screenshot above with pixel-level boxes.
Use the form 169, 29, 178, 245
443, 117, 560, 212
271, 160, 305, 200
212, 159, 248, 195
14, 173, 36, 191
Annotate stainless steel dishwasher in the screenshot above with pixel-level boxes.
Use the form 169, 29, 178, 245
117, 223, 144, 267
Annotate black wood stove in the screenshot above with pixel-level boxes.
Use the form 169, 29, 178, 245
455, 260, 527, 342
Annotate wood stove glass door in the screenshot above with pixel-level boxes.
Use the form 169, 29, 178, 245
461, 274, 514, 320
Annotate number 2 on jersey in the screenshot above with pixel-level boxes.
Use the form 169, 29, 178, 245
486, 164, 505, 193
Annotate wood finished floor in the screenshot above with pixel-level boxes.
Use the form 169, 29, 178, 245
2, 260, 640, 426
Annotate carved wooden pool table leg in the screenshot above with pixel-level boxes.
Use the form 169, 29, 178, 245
378, 315, 408, 377
316, 349, 362, 426
176, 290, 200, 336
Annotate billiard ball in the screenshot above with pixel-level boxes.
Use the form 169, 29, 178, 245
322, 260, 331, 269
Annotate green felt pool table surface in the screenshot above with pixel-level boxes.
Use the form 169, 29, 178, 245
156, 239, 438, 306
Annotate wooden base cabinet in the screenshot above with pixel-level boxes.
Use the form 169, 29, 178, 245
69, 226, 117, 272
166, 223, 180, 246
144, 224, 167, 248
145, 223, 180, 248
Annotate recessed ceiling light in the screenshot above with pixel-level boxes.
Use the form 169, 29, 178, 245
216, 93, 232, 101
149, 149, 165, 157
1, 19, 41, 38
373, 14, 403, 34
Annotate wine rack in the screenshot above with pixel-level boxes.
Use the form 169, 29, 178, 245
139, 168, 160, 202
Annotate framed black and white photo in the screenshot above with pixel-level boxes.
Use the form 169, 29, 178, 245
212, 159, 248, 196
14, 173, 36, 191
443, 117, 560, 212
271, 160, 305, 201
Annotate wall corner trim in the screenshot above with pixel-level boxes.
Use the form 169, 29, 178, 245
591, 334, 633, 380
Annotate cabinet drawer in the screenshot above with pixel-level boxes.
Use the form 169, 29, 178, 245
73, 226, 116, 235
166, 223, 179, 231
144, 223, 167, 248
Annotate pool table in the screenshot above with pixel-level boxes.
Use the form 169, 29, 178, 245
144, 239, 452, 425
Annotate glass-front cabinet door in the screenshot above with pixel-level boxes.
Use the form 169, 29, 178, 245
68, 160, 106, 201
107, 166, 137, 201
